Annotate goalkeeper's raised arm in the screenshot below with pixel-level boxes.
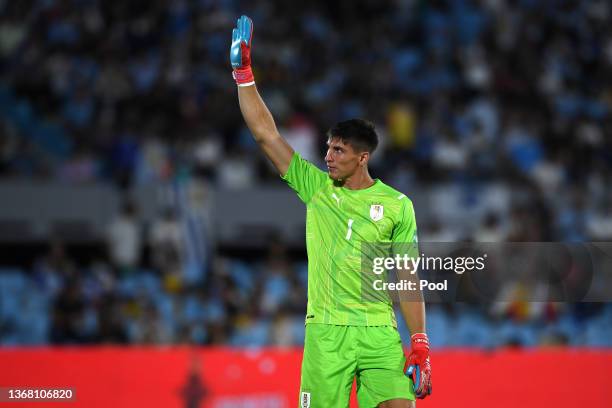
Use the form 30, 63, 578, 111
230, 15, 294, 176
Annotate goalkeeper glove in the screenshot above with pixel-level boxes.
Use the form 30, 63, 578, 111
405, 333, 432, 399
230, 15, 255, 86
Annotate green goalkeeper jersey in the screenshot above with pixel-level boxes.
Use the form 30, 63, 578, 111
281, 152, 418, 327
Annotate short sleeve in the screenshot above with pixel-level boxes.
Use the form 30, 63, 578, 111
391, 198, 417, 243
391, 198, 419, 260
281, 152, 328, 204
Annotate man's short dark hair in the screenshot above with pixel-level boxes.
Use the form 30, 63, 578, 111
327, 119, 379, 153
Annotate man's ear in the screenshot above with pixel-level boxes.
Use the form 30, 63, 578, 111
359, 151, 370, 167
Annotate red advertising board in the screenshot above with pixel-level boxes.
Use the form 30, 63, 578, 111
0, 347, 610, 407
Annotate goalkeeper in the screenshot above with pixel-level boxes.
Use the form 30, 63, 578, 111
230, 16, 431, 408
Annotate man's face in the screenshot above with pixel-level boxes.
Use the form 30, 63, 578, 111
324, 137, 366, 181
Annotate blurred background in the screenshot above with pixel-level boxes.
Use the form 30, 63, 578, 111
0, 0, 611, 407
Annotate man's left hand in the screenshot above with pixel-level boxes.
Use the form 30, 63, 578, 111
405, 333, 432, 399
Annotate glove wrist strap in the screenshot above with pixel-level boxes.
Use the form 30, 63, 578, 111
233, 66, 255, 87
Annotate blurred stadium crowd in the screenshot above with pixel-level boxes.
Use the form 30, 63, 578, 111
2, 233, 612, 347
0, 0, 611, 347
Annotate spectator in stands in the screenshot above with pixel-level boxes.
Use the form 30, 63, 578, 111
106, 201, 142, 273
149, 207, 184, 275
50, 278, 87, 344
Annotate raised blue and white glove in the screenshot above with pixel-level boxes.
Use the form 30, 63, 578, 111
230, 15, 254, 86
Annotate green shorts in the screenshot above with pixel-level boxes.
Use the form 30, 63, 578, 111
299, 324, 414, 408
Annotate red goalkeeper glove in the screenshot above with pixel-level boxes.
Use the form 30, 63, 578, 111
230, 15, 255, 86
405, 333, 432, 399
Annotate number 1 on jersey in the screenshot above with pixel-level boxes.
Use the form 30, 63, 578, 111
345, 219, 354, 240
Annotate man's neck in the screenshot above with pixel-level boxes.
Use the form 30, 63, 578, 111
335, 169, 375, 190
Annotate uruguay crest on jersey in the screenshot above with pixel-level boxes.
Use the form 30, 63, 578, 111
370, 204, 384, 221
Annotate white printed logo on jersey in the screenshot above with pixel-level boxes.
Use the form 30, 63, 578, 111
332, 193, 341, 206
301, 392, 311, 408
370, 204, 384, 221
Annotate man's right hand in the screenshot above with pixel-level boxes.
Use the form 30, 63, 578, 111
230, 15, 255, 86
